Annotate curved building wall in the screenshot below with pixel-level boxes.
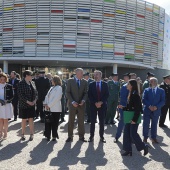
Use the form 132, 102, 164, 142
0, 0, 165, 68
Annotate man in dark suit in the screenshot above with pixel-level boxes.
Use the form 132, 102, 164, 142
88, 70, 109, 143
159, 75, 170, 128
143, 77, 165, 144
66, 68, 88, 142
35, 70, 51, 122
83, 72, 94, 123
8, 71, 20, 121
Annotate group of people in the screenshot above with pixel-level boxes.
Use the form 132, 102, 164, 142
0, 67, 169, 157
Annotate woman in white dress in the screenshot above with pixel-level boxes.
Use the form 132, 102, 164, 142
0, 73, 14, 140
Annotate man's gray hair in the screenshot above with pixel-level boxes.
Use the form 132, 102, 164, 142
150, 77, 158, 85
94, 70, 102, 77
75, 68, 83, 73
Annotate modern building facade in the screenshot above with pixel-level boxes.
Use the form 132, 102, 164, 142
0, 0, 168, 74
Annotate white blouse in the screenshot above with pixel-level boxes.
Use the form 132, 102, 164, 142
0, 83, 5, 100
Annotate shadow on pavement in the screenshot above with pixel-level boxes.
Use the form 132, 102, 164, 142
27, 139, 55, 165
50, 141, 83, 169
116, 137, 151, 170
0, 140, 28, 161
8, 121, 21, 131
149, 135, 170, 169
104, 124, 117, 137
81, 142, 107, 170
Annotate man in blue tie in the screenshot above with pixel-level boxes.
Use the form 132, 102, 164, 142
143, 77, 165, 144
88, 70, 109, 143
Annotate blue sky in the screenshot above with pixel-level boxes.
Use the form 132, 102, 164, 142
146, 0, 170, 14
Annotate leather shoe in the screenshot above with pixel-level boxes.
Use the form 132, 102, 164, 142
100, 138, 106, 143
110, 121, 116, 125
88, 137, 94, 142
66, 137, 73, 142
151, 138, 159, 144
121, 151, 132, 156
144, 144, 150, 156
159, 124, 168, 128
79, 137, 87, 142
143, 138, 148, 143
114, 138, 118, 143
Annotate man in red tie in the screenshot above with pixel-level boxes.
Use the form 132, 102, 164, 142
88, 70, 109, 143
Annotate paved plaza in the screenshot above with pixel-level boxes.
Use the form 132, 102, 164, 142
0, 114, 170, 170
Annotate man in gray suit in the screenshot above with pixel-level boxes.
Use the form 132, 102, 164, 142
66, 68, 88, 142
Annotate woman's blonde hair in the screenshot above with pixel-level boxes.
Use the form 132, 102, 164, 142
0, 72, 8, 82
53, 75, 62, 86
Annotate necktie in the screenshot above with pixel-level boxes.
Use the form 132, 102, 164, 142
153, 88, 156, 97
97, 82, 100, 101
77, 79, 80, 88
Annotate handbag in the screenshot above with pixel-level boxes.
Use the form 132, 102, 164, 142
123, 111, 141, 124
44, 110, 54, 123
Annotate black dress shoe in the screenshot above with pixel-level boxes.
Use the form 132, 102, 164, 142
56, 133, 59, 139
144, 144, 150, 156
79, 137, 87, 142
88, 137, 94, 142
66, 137, 73, 142
61, 119, 66, 122
52, 138, 56, 141
114, 138, 118, 143
159, 124, 168, 128
110, 121, 116, 125
143, 138, 148, 143
121, 151, 132, 156
100, 138, 106, 143
47, 138, 50, 141
151, 138, 159, 144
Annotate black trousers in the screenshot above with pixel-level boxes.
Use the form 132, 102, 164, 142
159, 104, 170, 125
60, 96, 66, 121
12, 99, 18, 119
90, 106, 106, 138
45, 112, 60, 139
37, 99, 44, 120
86, 99, 91, 121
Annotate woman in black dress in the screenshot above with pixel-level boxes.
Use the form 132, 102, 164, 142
121, 79, 149, 156
18, 70, 38, 141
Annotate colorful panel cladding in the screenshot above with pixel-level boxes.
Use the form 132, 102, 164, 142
163, 13, 170, 70
0, 0, 166, 68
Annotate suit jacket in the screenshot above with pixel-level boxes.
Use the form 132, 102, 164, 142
107, 80, 120, 101
8, 78, 20, 98
119, 83, 129, 107
66, 77, 88, 106
18, 79, 38, 109
44, 85, 62, 112
35, 77, 51, 101
159, 82, 170, 105
142, 87, 165, 115
88, 81, 109, 109
4, 83, 14, 103
126, 92, 143, 123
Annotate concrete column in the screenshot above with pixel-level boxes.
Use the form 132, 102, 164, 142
3, 60, 8, 73
113, 63, 118, 73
